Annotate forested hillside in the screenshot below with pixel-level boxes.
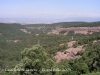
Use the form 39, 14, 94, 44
0, 23, 30, 39
25, 22, 100, 35
0, 22, 100, 75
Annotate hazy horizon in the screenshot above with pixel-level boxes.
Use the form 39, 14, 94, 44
0, 0, 100, 24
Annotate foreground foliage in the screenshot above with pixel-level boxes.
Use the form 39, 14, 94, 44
14, 45, 56, 75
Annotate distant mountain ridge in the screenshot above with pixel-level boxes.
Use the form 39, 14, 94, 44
25, 21, 100, 28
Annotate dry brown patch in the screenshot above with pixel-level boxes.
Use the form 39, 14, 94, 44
74, 31, 88, 35
20, 29, 31, 34
59, 43, 65, 46
7, 39, 20, 43
93, 40, 98, 43
48, 27, 100, 35
0, 33, 3, 36
93, 40, 100, 43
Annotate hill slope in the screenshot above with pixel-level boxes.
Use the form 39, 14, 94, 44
0, 23, 30, 39
24, 22, 100, 34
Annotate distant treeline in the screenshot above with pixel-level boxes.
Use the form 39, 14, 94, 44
25, 21, 100, 27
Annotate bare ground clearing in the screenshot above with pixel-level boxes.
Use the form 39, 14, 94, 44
48, 27, 100, 35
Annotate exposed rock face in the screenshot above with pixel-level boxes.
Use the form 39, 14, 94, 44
54, 41, 84, 63
54, 46, 84, 63
48, 27, 100, 35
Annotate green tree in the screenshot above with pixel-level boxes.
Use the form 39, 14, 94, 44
14, 45, 56, 75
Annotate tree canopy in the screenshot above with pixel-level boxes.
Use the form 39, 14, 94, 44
14, 45, 56, 75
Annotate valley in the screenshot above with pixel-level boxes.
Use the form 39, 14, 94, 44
0, 22, 100, 75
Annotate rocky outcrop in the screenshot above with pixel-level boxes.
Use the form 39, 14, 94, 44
54, 41, 85, 63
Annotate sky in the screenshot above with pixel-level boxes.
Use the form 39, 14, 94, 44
0, 0, 100, 23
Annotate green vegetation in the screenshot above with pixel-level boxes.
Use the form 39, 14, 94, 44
14, 45, 55, 75
0, 22, 100, 75
0, 23, 29, 39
